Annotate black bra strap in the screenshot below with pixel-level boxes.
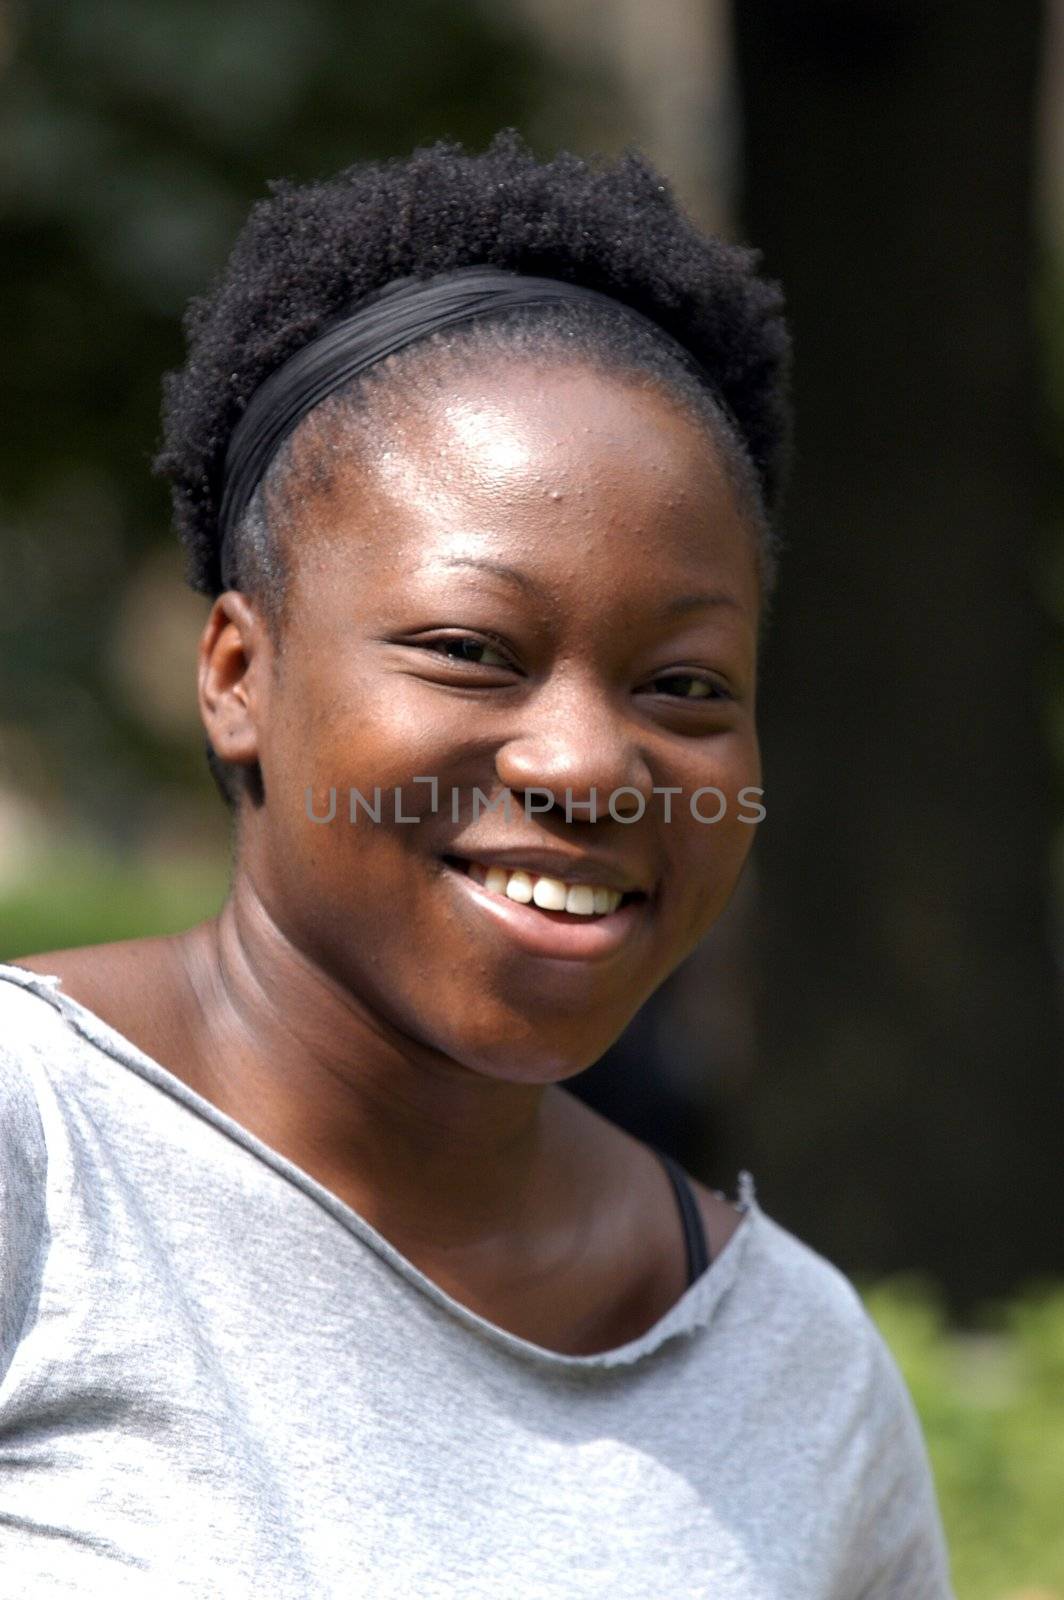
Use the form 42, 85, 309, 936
649, 1146, 711, 1287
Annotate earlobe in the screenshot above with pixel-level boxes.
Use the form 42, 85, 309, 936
197, 592, 265, 768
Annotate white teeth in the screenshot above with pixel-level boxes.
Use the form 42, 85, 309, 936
459, 861, 627, 916
532, 877, 568, 911
565, 885, 596, 916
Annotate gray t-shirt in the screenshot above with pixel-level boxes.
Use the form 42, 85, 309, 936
0, 961, 954, 1598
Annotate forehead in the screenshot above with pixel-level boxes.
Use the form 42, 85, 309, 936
283, 358, 756, 603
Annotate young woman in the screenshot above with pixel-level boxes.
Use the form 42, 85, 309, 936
1, 130, 954, 1596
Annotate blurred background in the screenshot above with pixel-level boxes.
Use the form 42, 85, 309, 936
2, 2, 1063, 1591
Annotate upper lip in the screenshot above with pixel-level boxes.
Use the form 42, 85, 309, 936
443, 847, 652, 896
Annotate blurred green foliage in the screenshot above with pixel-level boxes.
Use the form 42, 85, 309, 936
862, 1275, 1064, 1600
0, 843, 229, 959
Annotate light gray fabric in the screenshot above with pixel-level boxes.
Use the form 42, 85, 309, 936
0, 960, 954, 1598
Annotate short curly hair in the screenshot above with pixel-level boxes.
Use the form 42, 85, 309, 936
155, 128, 793, 808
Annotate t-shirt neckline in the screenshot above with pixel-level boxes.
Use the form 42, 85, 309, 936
0, 959, 761, 1371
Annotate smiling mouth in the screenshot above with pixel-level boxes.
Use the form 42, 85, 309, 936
442, 856, 646, 921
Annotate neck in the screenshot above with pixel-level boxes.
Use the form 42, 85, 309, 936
174, 872, 587, 1268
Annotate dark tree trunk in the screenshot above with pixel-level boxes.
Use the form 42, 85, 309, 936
730, 0, 1064, 1310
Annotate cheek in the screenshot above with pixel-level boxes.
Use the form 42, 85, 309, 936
252, 670, 463, 906
259, 660, 415, 809
662, 731, 761, 939
659, 816, 753, 965
665, 722, 762, 822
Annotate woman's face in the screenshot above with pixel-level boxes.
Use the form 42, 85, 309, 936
232, 358, 762, 1079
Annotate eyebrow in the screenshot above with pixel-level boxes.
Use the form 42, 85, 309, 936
439, 557, 546, 597
655, 591, 746, 619
441, 560, 745, 618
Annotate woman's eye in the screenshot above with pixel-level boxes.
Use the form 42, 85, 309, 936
648, 674, 728, 701
424, 636, 513, 668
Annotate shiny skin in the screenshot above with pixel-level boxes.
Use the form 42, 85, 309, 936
217, 362, 761, 1080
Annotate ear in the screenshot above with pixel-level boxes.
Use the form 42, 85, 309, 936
197, 592, 270, 770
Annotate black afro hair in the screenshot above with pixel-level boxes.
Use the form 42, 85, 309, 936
155, 127, 793, 603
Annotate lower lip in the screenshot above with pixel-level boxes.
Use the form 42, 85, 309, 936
442, 863, 648, 963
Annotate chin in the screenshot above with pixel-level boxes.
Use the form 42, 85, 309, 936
441, 1005, 644, 1085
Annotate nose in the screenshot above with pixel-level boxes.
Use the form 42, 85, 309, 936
493, 674, 653, 821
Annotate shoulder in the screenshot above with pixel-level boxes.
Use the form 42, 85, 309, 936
5, 941, 157, 1026
0, 960, 74, 1067
710, 1203, 876, 1363
0, 962, 77, 1166
2, 937, 200, 1075
687, 1174, 747, 1263
738, 1201, 879, 1348
736, 1204, 954, 1594
719, 1199, 920, 1438
0, 949, 151, 1115
0, 969, 54, 1376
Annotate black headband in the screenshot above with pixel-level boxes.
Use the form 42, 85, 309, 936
217, 263, 730, 587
